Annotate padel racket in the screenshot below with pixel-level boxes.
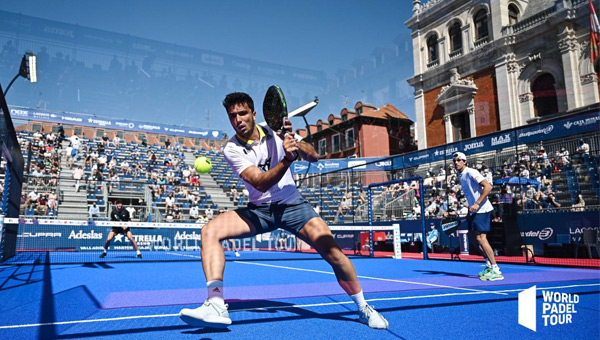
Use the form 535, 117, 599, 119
441, 216, 460, 235
263, 85, 288, 133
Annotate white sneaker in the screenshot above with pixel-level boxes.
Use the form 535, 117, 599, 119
358, 305, 389, 329
179, 301, 232, 328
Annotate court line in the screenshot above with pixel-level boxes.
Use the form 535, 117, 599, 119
0, 283, 597, 330
234, 261, 509, 295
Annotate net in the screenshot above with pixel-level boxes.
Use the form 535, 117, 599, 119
1, 218, 401, 265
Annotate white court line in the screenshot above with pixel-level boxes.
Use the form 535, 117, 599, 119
234, 261, 509, 296
0, 283, 597, 330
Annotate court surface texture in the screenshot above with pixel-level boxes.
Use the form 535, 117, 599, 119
1, 251, 598, 340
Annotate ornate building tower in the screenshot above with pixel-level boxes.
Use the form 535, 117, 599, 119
406, 0, 599, 149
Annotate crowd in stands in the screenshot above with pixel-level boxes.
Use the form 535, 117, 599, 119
8, 125, 597, 224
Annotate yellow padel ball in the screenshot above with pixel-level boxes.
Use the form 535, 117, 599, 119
194, 156, 212, 174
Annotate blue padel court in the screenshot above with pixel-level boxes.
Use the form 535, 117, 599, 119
1, 251, 598, 340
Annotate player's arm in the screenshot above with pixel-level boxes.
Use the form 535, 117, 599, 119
239, 155, 293, 193
478, 179, 493, 204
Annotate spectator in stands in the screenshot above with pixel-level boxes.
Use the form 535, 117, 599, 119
47, 190, 58, 212
165, 192, 175, 208
574, 138, 590, 158
338, 196, 350, 217
494, 184, 513, 222
556, 147, 570, 167
231, 186, 239, 202
121, 160, 131, 175
101, 133, 109, 146
27, 188, 39, 207
89, 202, 100, 219
519, 164, 529, 179
109, 172, 120, 194
126, 204, 137, 220
572, 194, 585, 212
112, 134, 121, 147
205, 206, 214, 220
72, 165, 84, 192
173, 205, 183, 221
426, 222, 439, 252
36, 193, 48, 216
189, 205, 200, 221
518, 151, 531, 170
546, 192, 561, 209
97, 153, 107, 171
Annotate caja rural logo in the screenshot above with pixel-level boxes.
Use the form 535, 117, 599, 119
518, 286, 579, 332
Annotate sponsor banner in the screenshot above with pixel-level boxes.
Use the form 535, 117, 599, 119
517, 211, 599, 255
9, 106, 224, 140
291, 157, 392, 175
16, 224, 204, 252
516, 112, 600, 144
403, 149, 431, 167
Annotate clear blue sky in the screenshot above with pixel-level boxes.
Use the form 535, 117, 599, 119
1, 0, 416, 135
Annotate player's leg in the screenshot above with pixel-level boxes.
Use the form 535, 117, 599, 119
201, 211, 255, 281
180, 210, 255, 328
297, 217, 360, 294
473, 212, 503, 281
125, 229, 142, 258
297, 216, 388, 329
100, 231, 115, 258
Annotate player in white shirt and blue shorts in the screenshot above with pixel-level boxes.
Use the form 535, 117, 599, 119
179, 92, 388, 329
453, 152, 503, 281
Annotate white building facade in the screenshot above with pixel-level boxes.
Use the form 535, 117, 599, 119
406, 0, 599, 149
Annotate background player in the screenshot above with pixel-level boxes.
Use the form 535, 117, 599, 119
453, 152, 503, 281
100, 199, 142, 259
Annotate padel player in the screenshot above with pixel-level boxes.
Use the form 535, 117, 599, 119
179, 92, 388, 329
100, 199, 142, 259
453, 152, 503, 281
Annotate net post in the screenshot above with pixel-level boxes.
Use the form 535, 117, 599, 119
419, 177, 429, 260
392, 223, 401, 259
367, 186, 374, 258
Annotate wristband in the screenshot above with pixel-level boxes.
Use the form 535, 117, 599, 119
284, 154, 298, 163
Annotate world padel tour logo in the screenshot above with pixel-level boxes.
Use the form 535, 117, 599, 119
518, 286, 579, 331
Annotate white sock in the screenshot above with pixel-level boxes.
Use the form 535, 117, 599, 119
492, 264, 501, 273
136, 250, 141, 255
207, 280, 225, 306
350, 290, 368, 310
485, 259, 491, 268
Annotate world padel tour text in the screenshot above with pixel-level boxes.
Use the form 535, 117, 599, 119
541, 291, 578, 326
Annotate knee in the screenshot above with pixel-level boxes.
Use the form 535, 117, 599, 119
201, 223, 220, 242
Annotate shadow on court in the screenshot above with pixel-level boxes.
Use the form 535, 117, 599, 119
413, 269, 472, 278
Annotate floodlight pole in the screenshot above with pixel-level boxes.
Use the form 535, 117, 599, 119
3, 52, 37, 96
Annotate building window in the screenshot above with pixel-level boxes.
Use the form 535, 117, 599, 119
474, 9, 488, 41
451, 112, 470, 141
96, 129, 104, 138
117, 132, 125, 139
159, 135, 166, 143
427, 35, 438, 63
332, 134, 340, 153
532, 73, 558, 117
508, 4, 520, 25
74, 127, 82, 136
32, 124, 42, 132
178, 137, 185, 144
342, 114, 348, 122
138, 134, 146, 141
51, 125, 61, 134
318, 139, 326, 156
449, 22, 462, 53
195, 139, 200, 146
345, 128, 355, 149
317, 125, 322, 132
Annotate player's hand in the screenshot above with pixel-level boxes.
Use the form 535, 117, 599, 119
276, 118, 293, 139
282, 132, 299, 160
469, 203, 479, 213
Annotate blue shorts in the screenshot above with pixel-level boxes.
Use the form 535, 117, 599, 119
235, 199, 319, 236
466, 211, 491, 233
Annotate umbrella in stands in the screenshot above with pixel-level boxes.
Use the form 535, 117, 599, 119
493, 177, 540, 186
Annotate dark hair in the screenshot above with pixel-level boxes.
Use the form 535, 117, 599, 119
222, 92, 254, 112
